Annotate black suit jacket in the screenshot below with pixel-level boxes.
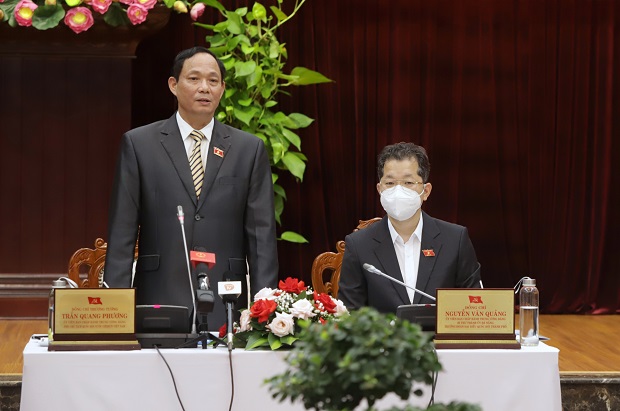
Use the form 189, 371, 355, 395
104, 115, 278, 329
339, 212, 481, 313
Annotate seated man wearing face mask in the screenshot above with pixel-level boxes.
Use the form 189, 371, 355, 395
338, 142, 481, 313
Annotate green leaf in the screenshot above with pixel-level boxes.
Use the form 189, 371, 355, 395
279, 231, 308, 243
290, 66, 333, 85
265, 100, 278, 108
274, 194, 283, 225
245, 334, 269, 350
280, 335, 299, 345
269, 39, 280, 59
201, 0, 226, 12
252, 2, 267, 22
269, 5, 287, 22
268, 332, 282, 350
234, 60, 257, 77
237, 97, 253, 107
240, 42, 256, 55
281, 152, 306, 181
271, 173, 279, 184
288, 113, 314, 129
273, 183, 286, 200
282, 128, 301, 151
233, 106, 257, 126
103, 4, 130, 27
225, 10, 243, 34
31, 5, 64, 30
246, 66, 263, 88
271, 142, 285, 164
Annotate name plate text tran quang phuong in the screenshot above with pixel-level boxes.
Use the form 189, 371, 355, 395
49, 288, 140, 351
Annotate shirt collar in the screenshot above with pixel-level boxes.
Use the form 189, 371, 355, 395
387, 214, 424, 245
175, 112, 214, 143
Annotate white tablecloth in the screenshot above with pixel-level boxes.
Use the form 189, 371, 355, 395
20, 339, 561, 411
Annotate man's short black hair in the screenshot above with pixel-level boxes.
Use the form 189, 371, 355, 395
170, 47, 226, 81
377, 142, 431, 182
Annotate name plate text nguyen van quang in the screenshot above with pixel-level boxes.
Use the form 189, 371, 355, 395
434, 288, 520, 349
49, 288, 140, 351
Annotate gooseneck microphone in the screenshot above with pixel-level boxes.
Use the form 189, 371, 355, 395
177, 205, 198, 335
192, 247, 216, 332
218, 272, 242, 351
363, 263, 437, 302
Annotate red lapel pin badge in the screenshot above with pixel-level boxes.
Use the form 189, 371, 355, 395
422, 249, 435, 257
213, 147, 224, 158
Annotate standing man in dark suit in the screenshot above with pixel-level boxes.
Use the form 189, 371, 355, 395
104, 47, 278, 329
339, 142, 481, 313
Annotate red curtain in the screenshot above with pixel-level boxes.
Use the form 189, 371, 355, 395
269, 0, 620, 313
134, 0, 620, 313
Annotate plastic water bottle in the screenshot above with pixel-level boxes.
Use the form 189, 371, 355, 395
519, 277, 539, 346
48, 278, 69, 342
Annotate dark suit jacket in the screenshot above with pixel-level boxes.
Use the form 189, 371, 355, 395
104, 115, 278, 329
339, 212, 481, 313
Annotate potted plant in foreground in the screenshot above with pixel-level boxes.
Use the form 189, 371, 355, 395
267, 307, 482, 411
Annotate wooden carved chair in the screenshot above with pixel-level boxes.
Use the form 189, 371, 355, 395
67, 238, 138, 288
311, 217, 382, 298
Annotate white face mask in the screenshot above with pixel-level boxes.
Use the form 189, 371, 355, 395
380, 184, 424, 221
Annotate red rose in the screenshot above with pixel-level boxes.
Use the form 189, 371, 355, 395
279, 277, 307, 294
250, 299, 277, 323
218, 323, 227, 338
314, 291, 337, 313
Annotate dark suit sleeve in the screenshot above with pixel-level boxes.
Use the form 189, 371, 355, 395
104, 133, 140, 288
244, 139, 278, 293
456, 227, 482, 288
338, 233, 368, 310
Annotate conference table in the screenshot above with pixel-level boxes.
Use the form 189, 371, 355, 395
20, 338, 561, 411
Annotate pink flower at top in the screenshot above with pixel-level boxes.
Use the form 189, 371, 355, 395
118, 0, 132, 5
127, 3, 148, 25
14, 0, 38, 27
190, 3, 205, 21
64, 6, 94, 33
90, 0, 112, 14
135, 0, 157, 10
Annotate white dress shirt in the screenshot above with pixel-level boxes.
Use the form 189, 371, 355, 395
176, 112, 214, 171
387, 215, 424, 303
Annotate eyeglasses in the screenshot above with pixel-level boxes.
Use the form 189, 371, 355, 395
380, 180, 424, 190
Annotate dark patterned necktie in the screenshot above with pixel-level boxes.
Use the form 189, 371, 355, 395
189, 130, 205, 199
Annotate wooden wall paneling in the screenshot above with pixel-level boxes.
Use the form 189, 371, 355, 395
0, 12, 170, 317
0, 56, 23, 274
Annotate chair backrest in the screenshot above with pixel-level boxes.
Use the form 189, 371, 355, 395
67, 238, 109, 288
311, 217, 381, 298
67, 238, 138, 288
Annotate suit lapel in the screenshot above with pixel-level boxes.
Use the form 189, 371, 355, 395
160, 116, 198, 205
373, 217, 410, 306
414, 212, 441, 304
197, 120, 231, 210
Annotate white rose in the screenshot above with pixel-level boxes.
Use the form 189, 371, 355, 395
239, 309, 252, 332
254, 287, 278, 301
266, 312, 295, 337
289, 298, 317, 320
333, 299, 349, 317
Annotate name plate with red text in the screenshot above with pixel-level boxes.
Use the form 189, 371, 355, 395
434, 289, 520, 349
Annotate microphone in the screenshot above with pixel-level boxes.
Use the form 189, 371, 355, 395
363, 263, 437, 302
177, 205, 198, 335
191, 248, 216, 331
218, 272, 242, 351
